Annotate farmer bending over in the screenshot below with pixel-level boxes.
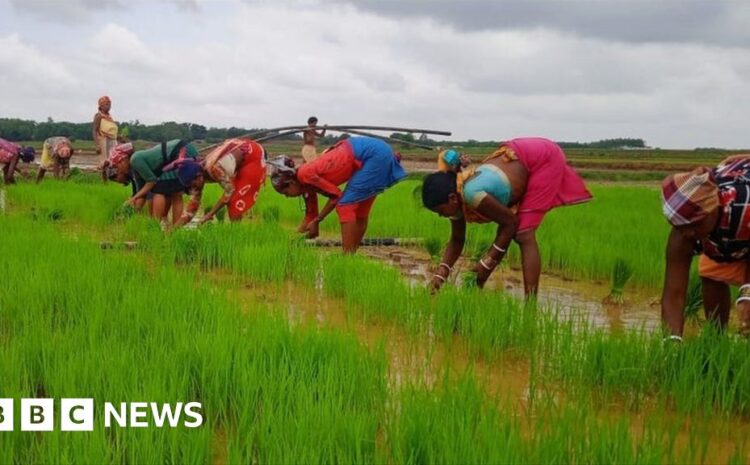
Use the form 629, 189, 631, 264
421, 137, 592, 295
108, 139, 201, 224
269, 136, 407, 253
661, 156, 750, 340
37, 136, 74, 182
198, 137, 267, 224
0, 137, 35, 184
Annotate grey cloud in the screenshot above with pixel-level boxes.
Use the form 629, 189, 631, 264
9, 0, 199, 21
167, 0, 201, 12
9, 0, 124, 21
320, 0, 750, 47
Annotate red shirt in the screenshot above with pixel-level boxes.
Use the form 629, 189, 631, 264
296, 141, 360, 200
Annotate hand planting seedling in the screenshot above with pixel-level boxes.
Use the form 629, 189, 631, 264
604, 259, 633, 305
114, 203, 136, 220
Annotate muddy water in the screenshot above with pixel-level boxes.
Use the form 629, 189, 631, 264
362, 246, 662, 332
204, 269, 749, 464
207, 269, 532, 406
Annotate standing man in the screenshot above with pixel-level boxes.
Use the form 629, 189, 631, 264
301, 116, 326, 163
661, 157, 750, 340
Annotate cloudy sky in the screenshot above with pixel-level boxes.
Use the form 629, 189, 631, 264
1, 0, 749, 148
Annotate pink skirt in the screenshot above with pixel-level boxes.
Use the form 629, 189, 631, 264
503, 137, 592, 232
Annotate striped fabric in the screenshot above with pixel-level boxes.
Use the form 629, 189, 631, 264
661, 167, 719, 226
699, 157, 750, 262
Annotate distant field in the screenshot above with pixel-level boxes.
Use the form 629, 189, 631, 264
20, 138, 744, 184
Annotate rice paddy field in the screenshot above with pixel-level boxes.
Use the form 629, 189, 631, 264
2, 167, 750, 464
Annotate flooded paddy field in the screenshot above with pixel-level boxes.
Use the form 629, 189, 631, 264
1, 177, 748, 464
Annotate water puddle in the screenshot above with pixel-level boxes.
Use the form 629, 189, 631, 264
362, 246, 662, 332
205, 269, 532, 406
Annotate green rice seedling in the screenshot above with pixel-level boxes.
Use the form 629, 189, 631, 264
386, 373, 719, 464
8, 179, 750, 464
114, 203, 136, 220
461, 271, 478, 289
604, 259, 633, 305
423, 236, 442, 262
411, 182, 423, 208
684, 273, 703, 323
46, 207, 64, 221
0, 214, 392, 464
261, 204, 280, 223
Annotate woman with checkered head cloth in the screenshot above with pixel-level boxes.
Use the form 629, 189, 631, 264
661, 157, 750, 340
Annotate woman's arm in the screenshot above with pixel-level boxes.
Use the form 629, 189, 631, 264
660, 228, 694, 337
472, 196, 518, 287
128, 181, 157, 205
173, 186, 204, 229
303, 195, 338, 239
430, 218, 466, 292
92, 114, 101, 153
201, 167, 234, 224
201, 198, 229, 224
100, 160, 110, 182
299, 191, 320, 233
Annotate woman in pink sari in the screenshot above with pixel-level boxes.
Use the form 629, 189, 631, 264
421, 137, 592, 296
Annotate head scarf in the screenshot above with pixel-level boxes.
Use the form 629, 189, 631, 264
98, 96, 111, 108
437, 149, 461, 172
661, 167, 720, 226
108, 142, 134, 165
54, 139, 73, 159
267, 155, 297, 192
19, 146, 35, 163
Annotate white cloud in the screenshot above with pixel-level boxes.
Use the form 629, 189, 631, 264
0, 34, 78, 94
1, 1, 750, 148
88, 23, 161, 70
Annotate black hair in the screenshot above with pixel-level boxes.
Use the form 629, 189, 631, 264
421, 171, 458, 210
307, 116, 318, 125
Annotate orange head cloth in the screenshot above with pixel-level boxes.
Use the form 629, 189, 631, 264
98, 96, 111, 108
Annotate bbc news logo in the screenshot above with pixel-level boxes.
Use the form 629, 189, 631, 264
0, 399, 203, 431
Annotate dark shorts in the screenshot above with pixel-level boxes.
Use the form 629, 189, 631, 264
151, 179, 187, 196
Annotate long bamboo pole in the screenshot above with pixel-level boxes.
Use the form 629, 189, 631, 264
254, 128, 437, 150
335, 128, 436, 150
249, 125, 452, 138
201, 125, 451, 153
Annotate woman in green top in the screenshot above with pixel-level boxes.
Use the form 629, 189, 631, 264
110, 139, 202, 223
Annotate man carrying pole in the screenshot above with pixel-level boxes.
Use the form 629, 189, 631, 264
301, 116, 326, 163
